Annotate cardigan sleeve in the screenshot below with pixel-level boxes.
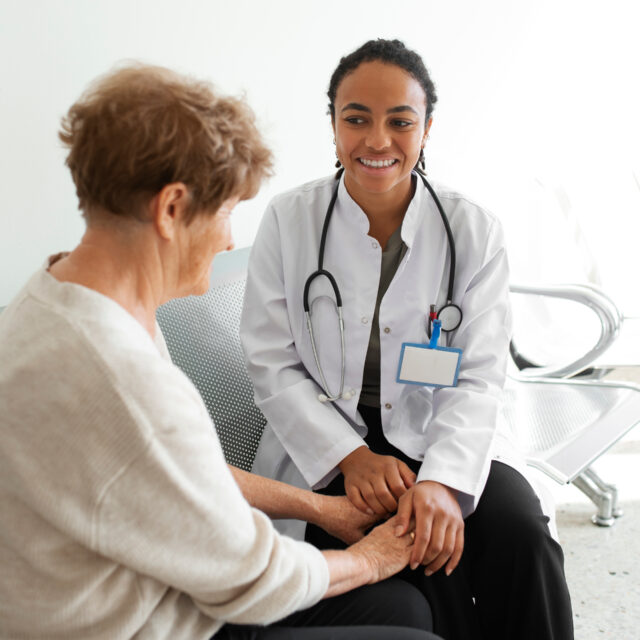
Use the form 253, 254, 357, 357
93, 362, 329, 625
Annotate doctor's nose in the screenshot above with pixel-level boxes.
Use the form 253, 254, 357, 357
366, 124, 391, 150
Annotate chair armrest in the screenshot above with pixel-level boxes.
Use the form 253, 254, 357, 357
509, 283, 623, 379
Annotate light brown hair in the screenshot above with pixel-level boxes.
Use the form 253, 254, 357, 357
59, 63, 273, 222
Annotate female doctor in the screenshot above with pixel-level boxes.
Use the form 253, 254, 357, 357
240, 39, 573, 640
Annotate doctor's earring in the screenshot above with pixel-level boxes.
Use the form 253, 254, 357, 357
333, 137, 342, 168
418, 147, 426, 171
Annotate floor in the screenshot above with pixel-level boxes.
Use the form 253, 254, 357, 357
543, 364, 640, 639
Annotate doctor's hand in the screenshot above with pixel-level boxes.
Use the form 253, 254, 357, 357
394, 480, 464, 576
338, 446, 416, 516
315, 495, 382, 545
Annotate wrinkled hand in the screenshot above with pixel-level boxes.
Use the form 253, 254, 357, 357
394, 481, 464, 576
338, 446, 416, 516
348, 515, 415, 583
317, 495, 381, 545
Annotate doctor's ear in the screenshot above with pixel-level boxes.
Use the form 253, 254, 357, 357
418, 148, 426, 171
331, 122, 342, 169
423, 117, 433, 144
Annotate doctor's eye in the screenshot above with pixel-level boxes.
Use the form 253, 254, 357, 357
344, 116, 366, 125
391, 119, 414, 128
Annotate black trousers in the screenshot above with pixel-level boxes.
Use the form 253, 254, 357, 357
305, 405, 574, 640
216, 578, 442, 639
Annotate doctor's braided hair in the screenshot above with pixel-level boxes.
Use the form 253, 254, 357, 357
327, 39, 438, 125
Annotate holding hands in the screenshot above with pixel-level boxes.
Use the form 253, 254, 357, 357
338, 446, 464, 576
318, 494, 381, 545
394, 481, 464, 576
322, 515, 418, 598
349, 515, 418, 583
338, 446, 416, 515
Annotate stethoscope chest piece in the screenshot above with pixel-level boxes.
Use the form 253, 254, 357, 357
437, 303, 463, 332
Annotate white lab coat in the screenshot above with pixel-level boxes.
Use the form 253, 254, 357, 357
240, 172, 540, 529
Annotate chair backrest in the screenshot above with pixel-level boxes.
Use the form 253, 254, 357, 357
156, 247, 265, 471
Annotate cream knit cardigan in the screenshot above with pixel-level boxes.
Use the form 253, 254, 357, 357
0, 266, 328, 640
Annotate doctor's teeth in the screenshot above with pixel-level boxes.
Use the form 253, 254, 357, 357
360, 158, 396, 168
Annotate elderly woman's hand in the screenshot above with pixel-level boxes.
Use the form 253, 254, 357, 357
321, 515, 416, 598
348, 515, 416, 583
315, 495, 381, 545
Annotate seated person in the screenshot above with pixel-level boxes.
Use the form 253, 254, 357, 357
0, 64, 440, 640
240, 38, 573, 640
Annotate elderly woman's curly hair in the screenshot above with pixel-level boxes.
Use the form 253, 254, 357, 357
59, 63, 273, 222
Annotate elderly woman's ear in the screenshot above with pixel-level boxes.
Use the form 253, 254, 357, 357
151, 182, 192, 241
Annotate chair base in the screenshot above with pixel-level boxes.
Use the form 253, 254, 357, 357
572, 467, 622, 527
591, 514, 616, 527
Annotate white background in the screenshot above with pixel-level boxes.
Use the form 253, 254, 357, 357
1, 0, 639, 324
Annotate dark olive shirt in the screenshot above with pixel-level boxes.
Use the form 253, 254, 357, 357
359, 224, 408, 407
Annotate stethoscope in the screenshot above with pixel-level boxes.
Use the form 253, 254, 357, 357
303, 168, 462, 403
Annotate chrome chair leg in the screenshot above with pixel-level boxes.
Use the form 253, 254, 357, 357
572, 472, 616, 527
584, 467, 623, 518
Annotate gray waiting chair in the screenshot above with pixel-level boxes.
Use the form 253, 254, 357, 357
156, 247, 265, 472
156, 248, 640, 526
505, 284, 640, 525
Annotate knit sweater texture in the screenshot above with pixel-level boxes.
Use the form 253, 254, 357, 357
0, 265, 329, 639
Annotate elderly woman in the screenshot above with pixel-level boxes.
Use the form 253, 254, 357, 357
0, 65, 440, 640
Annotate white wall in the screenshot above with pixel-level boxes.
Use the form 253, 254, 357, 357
1, 0, 639, 315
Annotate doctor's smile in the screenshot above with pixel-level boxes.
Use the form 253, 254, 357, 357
357, 157, 398, 169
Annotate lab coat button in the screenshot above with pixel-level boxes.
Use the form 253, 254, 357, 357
371, 240, 379, 249
384, 403, 392, 410
361, 317, 369, 324
383, 327, 391, 334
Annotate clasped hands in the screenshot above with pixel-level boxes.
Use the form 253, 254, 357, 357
337, 445, 464, 576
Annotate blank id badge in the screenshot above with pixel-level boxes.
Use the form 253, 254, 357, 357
396, 342, 462, 388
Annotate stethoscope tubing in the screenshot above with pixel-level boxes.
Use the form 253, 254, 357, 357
417, 169, 456, 305
303, 168, 461, 402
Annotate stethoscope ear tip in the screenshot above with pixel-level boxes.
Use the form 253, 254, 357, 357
341, 390, 354, 400
318, 394, 329, 403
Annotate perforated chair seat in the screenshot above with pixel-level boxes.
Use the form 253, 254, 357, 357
503, 377, 640, 484
156, 248, 265, 471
